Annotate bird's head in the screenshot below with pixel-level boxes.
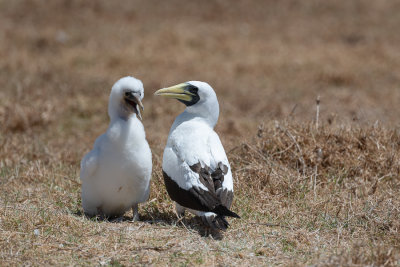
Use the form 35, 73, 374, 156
154, 81, 219, 125
108, 76, 144, 120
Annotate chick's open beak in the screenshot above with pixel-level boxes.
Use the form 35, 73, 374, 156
136, 98, 144, 111
154, 83, 195, 102
124, 92, 144, 120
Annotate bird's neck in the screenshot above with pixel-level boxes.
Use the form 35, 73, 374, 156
183, 100, 219, 127
107, 116, 144, 146
170, 105, 219, 134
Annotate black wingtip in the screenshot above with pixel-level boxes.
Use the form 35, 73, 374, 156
213, 205, 241, 219
228, 211, 241, 219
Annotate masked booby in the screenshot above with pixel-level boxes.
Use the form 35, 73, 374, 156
154, 81, 239, 230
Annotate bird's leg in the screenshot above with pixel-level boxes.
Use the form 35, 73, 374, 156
201, 212, 228, 231
201, 213, 216, 229
132, 204, 139, 222
201, 213, 224, 240
175, 202, 186, 219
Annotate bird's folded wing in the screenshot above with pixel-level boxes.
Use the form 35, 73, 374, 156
165, 131, 234, 212
207, 131, 234, 208
80, 148, 99, 181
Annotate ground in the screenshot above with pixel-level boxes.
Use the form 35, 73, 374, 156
0, 0, 400, 266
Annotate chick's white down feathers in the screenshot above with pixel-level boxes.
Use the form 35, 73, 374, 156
80, 76, 152, 218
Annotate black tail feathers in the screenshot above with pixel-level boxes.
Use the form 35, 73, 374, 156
213, 205, 240, 219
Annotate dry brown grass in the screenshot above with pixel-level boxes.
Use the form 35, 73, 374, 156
232, 122, 400, 265
1, 0, 400, 266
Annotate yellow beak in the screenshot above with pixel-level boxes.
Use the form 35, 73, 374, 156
154, 83, 195, 102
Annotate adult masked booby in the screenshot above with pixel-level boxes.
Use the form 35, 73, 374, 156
80, 76, 152, 221
155, 81, 239, 230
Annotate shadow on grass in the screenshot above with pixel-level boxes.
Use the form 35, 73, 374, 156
72, 207, 224, 239
141, 209, 224, 240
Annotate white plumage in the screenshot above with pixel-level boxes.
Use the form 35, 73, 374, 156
80, 76, 152, 220
155, 81, 239, 230
163, 119, 233, 192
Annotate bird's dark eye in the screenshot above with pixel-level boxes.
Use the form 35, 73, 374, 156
124, 91, 131, 97
184, 84, 198, 96
191, 87, 198, 94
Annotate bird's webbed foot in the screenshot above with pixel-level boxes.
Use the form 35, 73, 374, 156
110, 216, 124, 223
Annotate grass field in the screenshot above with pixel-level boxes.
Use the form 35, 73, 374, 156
1, 0, 400, 266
